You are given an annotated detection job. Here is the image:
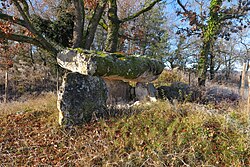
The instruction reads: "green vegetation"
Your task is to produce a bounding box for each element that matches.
[1,93,249,166]
[197,0,223,86]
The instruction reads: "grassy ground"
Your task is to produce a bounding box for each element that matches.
[0,93,249,166]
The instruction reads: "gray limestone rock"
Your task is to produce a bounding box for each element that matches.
[57,72,108,126]
[147,83,157,98]
[157,82,201,102]
[104,79,131,105]
[135,82,157,101]
[57,48,164,82]
[135,83,148,101]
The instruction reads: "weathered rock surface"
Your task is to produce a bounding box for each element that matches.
[57,72,107,126]
[135,82,157,101]
[147,83,157,100]
[135,83,149,101]
[104,79,131,105]
[57,49,164,82]
[157,82,201,102]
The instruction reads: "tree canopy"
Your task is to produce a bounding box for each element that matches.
[0,0,250,86]
[0,0,164,55]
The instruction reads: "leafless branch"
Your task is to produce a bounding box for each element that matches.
[0,30,44,49]
[177,0,188,13]
[120,0,162,23]
[12,0,58,54]
[0,12,27,27]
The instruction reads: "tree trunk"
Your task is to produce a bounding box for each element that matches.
[246,60,250,72]
[198,41,210,86]
[72,0,84,48]
[105,0,120,52]
[240,63,246,97]
[4,69,8,103]
[57,48,164,82]
[84,0,107,49]
[197,0,222,86]
[225,59,232,80]
[210,53,215,80]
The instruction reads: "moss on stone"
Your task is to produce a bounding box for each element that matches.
[57,48,165,82]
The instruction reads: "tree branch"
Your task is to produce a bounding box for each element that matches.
[19,0,30,17]
[220,4,250,21]
[72,0,85,48]
[12,0,58,54]
[177,0,188,13]
[239,36,250,56]
[120,0,162,23]
[84,0,107,49]
[194,0,206,23]
[220,14,245,21]
[0,12,27,27]
[0,30,44,49]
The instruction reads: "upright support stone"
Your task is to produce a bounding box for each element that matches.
[135,83,148,101]
[57,72,108,126]
[147,83,157,101]
[104,79,131,105]
[135,82,157,101]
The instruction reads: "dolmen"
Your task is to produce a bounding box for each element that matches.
[57,48,164,126]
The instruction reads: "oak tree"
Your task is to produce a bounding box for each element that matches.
[176,0,250,86]
[0,0,163,55]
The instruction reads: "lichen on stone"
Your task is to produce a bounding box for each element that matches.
[57,73,108,127]
[57,48,165,82]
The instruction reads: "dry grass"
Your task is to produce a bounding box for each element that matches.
[0,92,57,116]
[153,69,186,87]
[0,93,249,166]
